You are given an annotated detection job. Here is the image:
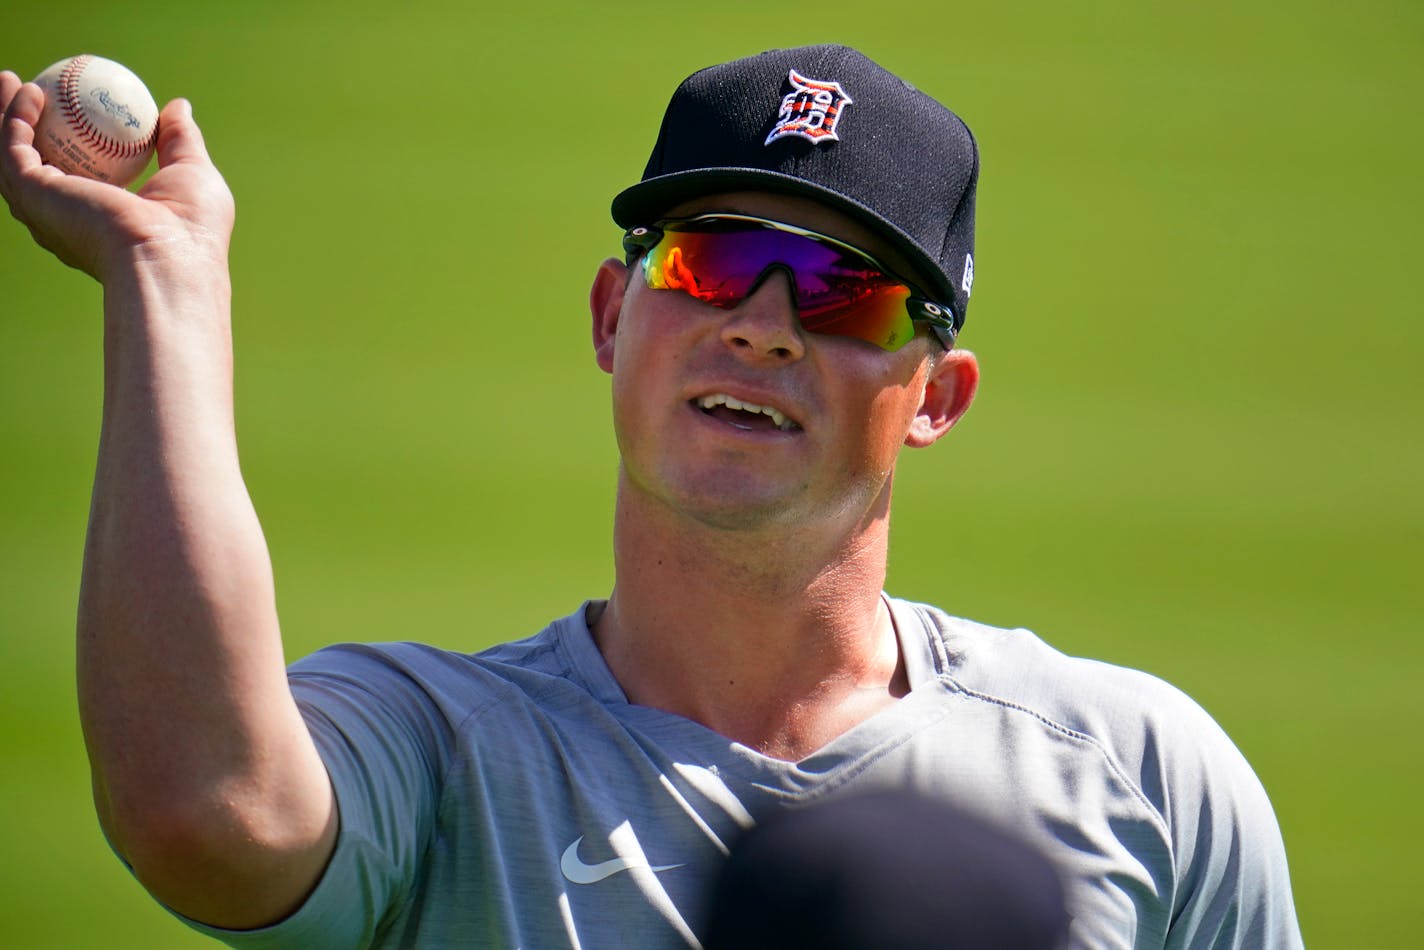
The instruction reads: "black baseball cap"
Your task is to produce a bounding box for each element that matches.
[612,44,980,341]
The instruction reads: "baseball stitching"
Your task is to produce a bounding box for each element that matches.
[56,55,157,161]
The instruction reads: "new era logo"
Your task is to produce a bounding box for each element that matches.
[765,69,853,145]
[962,254,975,296]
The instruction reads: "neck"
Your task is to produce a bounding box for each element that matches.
[591,475,908,761]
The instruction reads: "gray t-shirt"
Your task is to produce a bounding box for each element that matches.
[184,596,1302,949]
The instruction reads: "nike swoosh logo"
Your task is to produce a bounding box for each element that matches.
[560,835,684,884]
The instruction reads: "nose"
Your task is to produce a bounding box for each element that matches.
[719,269,806,363]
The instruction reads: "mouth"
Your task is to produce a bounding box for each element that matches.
[693,393,801,432]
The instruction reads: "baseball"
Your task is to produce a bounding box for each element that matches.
[32,54,159,188]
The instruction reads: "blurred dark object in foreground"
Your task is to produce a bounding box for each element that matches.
[703,789,1070,950]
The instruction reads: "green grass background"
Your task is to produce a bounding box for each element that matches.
[2,1,1418,945]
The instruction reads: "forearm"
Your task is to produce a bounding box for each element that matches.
[78,254,333,925]
[81,252,260,793]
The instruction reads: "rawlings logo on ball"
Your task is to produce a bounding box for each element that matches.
[765,69,853,145]
[91,88,145,130]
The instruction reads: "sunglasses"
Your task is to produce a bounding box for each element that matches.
[622,213,957,352]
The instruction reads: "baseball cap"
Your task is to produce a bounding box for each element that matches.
[612,45,980,338]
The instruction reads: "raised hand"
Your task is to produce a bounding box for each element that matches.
[1,70,234,285]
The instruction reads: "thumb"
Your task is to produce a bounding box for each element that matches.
[154,98,214,170]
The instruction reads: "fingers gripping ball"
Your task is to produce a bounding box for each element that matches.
[32,54,159,188]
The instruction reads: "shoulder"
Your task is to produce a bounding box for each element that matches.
[895,597,1247,790]
[891,597,1301,944]
[285,605,598,732]
[890,599,1282,850]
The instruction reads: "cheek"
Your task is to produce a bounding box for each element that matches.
[606,299,691,446]
[840,363,928,466]
[865,390,921,451]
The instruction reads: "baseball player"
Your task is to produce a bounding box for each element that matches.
[0,45,1302,948]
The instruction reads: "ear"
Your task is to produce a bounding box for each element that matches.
[590,257,630,375]
[905,348,979,448]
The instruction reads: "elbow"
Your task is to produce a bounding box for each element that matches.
[96,778,337,928]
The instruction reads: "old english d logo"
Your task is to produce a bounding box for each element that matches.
[765,69,853,145]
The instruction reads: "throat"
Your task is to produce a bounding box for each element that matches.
[713,677,910,762]
[593,596,910,762]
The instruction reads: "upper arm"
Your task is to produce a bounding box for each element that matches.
[1154,696,1303,949]
[162,644,459,945]
[99,694,340,931]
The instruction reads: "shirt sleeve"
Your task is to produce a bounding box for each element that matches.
[1150,686,1304,949]
[176,643,458,949]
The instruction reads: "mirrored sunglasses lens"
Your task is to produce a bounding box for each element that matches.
[797,281,915,351]
[643,227,916,349]
[643,231,757,305]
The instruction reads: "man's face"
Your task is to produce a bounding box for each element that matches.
[591,191,975,535]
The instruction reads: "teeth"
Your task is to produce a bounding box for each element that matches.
[697,393,796,430]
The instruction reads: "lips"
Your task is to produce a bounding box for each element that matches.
[694,393,800,431]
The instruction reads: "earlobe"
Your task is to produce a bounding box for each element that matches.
[905,349,980,448]
[590,257,630,375]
